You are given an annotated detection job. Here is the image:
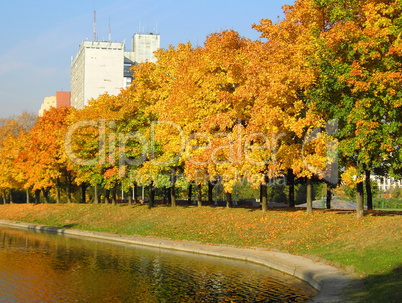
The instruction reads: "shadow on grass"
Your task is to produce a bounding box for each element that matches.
[60,224,78,229]
[346,266,402,303]
[366,210,402,217]
[117,200,402,216]
[123,200,308,213]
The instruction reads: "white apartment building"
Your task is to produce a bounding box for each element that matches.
[132,33,160,63]
[371,175,402,192]
[71,41,125,109]
[71,33,160,109]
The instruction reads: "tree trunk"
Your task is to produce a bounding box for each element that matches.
[105,189,110,204]
[148,182,155,209]
[196,183,202,207]
[167,187,172,205]
[306,178,313,215]
[94,185,99,204]
[356,181,364,218]
[365,170,373,210]
[55,186,61,204]
[26,188,30,204]
[66,183,72,203]
[3,190,7,204]
[208,181,214,204]
[188,183,193,205]
[326,183,332,209]
[0,189,5,204]
[170,185,177,207]
[170,169,177,207]
[34,189,40,204]
[4,190,10,204]
[128,189,133,205]
[80,183,87,203]
[43,189,51,204]
[287,169,295,207]
[260,182,268,212]
[111,187,117,205]
[133,183,138,203]
[225,192,233,209]
[9,189,13,204]
[6,189,13,204]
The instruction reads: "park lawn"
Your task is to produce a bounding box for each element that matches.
[0,203,400,302]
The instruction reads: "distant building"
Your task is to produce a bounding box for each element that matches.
[70,41,125,109]
[56,91,71,108]
[38,96,56,117]
[70,33,160,109]
[132,33,160,64]
[371,175,402,192]
[38,91,71,117]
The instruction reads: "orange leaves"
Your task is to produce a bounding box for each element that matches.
[20,107,73,190]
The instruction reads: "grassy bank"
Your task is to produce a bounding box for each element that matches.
[0,203,400,302]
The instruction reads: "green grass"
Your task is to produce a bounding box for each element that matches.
[0,203,401,302]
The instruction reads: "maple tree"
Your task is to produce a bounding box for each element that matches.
[162,31,255,207]
[18,107,74,203]
[249,0,332,213]
[0,113,37,203]
[143,31,256,207]
[141,44,196,207]
[120,59,174,208]
[307,0,402,216]
[0,133,25,203]
[65,93,130,204]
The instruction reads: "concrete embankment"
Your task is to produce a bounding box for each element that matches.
[0,219,356,303]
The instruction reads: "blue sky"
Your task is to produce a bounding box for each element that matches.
[0,0,293,118]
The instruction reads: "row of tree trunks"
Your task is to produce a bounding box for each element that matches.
[17,171,370,218]
[287,169,335,215]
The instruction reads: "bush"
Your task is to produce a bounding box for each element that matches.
[373,198,402,209]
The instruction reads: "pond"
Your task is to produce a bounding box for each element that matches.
[0,227,317,302]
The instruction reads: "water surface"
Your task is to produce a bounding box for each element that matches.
[0,227,317,302]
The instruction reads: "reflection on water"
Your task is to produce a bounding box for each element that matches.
[0,227,317,302]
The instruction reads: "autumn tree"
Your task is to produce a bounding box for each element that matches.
[0,113,37,203]
[0,133,27,203]
[19,107,74,203]
[307,0,402,217]
[121,60,174,207]
[65,94,128,204]
[150,31,256,207]
[250,0,333,213]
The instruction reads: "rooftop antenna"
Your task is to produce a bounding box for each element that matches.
[108,18,111,41]
[93,10,97,41]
